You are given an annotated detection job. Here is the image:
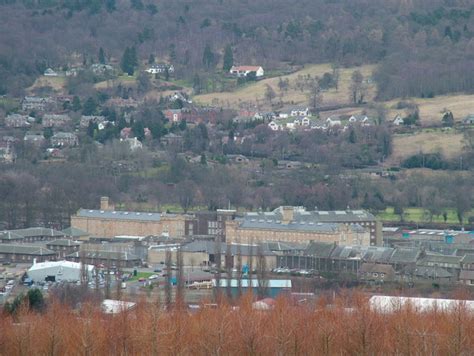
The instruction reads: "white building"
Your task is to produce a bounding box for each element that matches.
[369,295,474,313]
[229,66,264,78]
[102,299,136,314]
[27,260,94,283]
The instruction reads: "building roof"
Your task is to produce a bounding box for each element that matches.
[238,217,344,233]
[0,231,24,241]
[389,248,420,264]
[369,295,474,313]
[9,227,64,238]
[181,240,275,256]
[213,279,291,288]
[359,263,394,274]
[413,266,452,279]
[46,239,80,247]
[75,209,163,222]
[66,250,139,261]
[62,227,89,238]
[0,244,55,255]
[230,66,262,72]
[305,242,336,258]
[102,299,136,314]
[28,260,93,272]
[461,254,474,264]
[418,254,462,265]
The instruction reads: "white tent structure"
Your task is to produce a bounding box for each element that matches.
[369,295,474,313]
[27,260,94,283]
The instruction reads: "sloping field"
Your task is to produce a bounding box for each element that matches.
[386,94,474,126]
[194,64,376,109]
[27,76,67,94]
[389,130,464,164]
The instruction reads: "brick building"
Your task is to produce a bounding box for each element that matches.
[226,206,380,246]
[71,197,189,238]
[46,239,81,258]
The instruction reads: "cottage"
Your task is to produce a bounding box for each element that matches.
[145,63,175,74]
[349,115,372,126]
[326,116,342,127]
[44,68,58,77]
[163,109,184,123]
[51,132,78,147]
[161,132,183,146]
[80,115,106,128]
[229,65,264,78]
[288,107,310,117]
[392,114,404,126]
[122,137,143,151]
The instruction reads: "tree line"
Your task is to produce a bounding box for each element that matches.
[1,290,474,355]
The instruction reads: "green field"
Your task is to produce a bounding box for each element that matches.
[378,207,473,224]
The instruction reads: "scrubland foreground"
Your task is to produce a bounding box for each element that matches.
[1,292,473,355]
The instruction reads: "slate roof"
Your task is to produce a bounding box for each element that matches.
[67,250,139,261]
[75,209,163,222]
[413,266,452,279]
[238,218,343,233]
[0,244,55,255]
[181,240,275,256]
[418,254,462,266]
[305,242,336,258]
[10,227,64,238]
[0,231,24,241]
[461,254,474,264]
[62,227,89,238]
[359,263,395,274]
[46,239,80,247]
[389,248,420,264]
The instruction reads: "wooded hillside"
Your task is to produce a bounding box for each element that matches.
[1,0,474,99]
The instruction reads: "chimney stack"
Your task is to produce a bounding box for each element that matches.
[281,206,294,224]
[100,196,113,211]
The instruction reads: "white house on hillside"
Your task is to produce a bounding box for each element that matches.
[229,66,264,78]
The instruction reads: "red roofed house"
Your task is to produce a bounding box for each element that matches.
[229,66,264,78]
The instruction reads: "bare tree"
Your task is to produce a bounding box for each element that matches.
[256,245,268,299]
[307,80,323,114]
[175,246,185,308]
[349,70,366,104]
[164,249,172,308]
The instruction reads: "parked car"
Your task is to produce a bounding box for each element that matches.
[148,274,159,280]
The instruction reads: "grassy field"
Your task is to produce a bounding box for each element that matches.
[389,130,464,164]
[378,207,473,224]
[386,94,474,126]
[27,76,67,94]
[194,63,376,109]
[0,97,20,112]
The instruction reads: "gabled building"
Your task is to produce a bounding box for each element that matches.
[51,132,78,147]
[5,114,34,128]
[229,65,264,78]
[0,244,56,263]
[42,114,71,128]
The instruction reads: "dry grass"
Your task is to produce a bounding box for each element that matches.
[194,63,376,109]
[27,76,66,94]
[389,130,464,165]
[386,94,474,125]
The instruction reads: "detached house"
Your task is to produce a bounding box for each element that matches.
[51,132,79,147]
[229,66,264,78]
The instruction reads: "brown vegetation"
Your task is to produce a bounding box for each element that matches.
[1,293,474,355]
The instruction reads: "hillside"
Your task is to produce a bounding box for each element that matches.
[194,64,376,110]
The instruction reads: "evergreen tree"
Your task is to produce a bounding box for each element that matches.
[71,96,81,111]
[98,47,106,64]
[82,97,97,115]
[202,43,215,70]
[120,47,138,75]
[193,73,202,94]
[223,44,233,71]
[148,54,155,65]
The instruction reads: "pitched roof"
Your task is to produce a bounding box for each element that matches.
[390,248,420,264]
[0,244,55,255]
[359,263,394,274]
[46,239,80,247]
[62,227,89,237]
[231,65,262,71]
[75,209,163,222]
[0,231,24,241]
[10,227,64,238]
[461,254,474,264]
[305,242,336,258]
[459,270,474,280]
[66,250,139,261]
[413,266,452,279]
